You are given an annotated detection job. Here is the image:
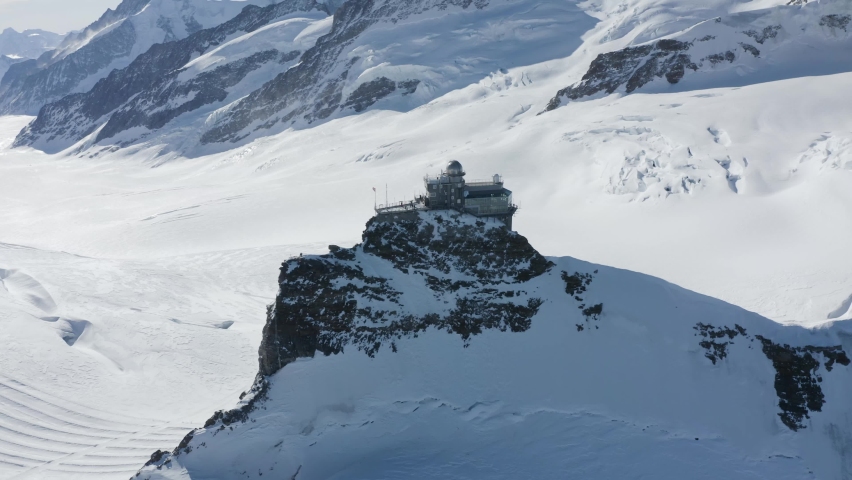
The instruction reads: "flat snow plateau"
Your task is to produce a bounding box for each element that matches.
[0,2,851,477]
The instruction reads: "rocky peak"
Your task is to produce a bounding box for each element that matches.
[258,210,551,376]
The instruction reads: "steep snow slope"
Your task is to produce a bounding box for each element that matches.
[0,0,280,115]
[12,0,331,153]
[137,211,852,480]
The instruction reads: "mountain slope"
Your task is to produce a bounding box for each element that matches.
[0,0,279,115]
[0,55,25,82]
[14,0,852,153]
[136,211,852,480]
[0,28,63,60]
[545,0,852,111]
[13,0,595,152]
[12,0,330,153]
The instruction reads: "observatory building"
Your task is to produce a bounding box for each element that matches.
[376,160,517,229]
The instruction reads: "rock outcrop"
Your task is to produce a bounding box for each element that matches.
[258,211,551,375]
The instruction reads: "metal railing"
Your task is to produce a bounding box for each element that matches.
[375,200,422,214]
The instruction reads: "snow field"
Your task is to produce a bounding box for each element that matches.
[142,256,852,479]
[0,237,329,479]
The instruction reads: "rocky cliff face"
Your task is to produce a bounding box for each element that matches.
[13,0,326,151]
[134,210,852,480]
[0,0,276,116]
[545,2,852,111]
[258,211,551,376]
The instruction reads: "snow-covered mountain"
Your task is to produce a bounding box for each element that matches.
[136,211,852,480]
[544,0,852,111]
[0,28,63,60]
[11,0,852,153]
[0,0,281,115]
[12,0,597,153]
[0,28,63,80]
[1,0,851,478]
[0,55,25,83]
[12,0,331,153]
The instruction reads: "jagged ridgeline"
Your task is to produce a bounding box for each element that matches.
[544,3,852,111]
[258,210,552,376]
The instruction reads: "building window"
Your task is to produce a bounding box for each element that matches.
[429,192,435,198]
[457,199,461,204]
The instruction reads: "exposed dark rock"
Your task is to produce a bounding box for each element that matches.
[694,321,849,431]
[753,335,850,430]
[363,212,552,284]
[96,49,282,141]
[258,211,550,377]
[561,271,593,296]
[740,43,760,57]
[397,79,420,95]
[743,26,781,44]
[343,76,397,112]
[694,323,747,364]
[705,51,736,64]
[582,303,603,320]
[201,376,270,429]
[544,40,696,112]
[820,14,851,31]
[342,77,420,112]
[145,449,167,468]
[561,270,604,325]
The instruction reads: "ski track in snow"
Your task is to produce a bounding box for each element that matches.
[0,376,195,479]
